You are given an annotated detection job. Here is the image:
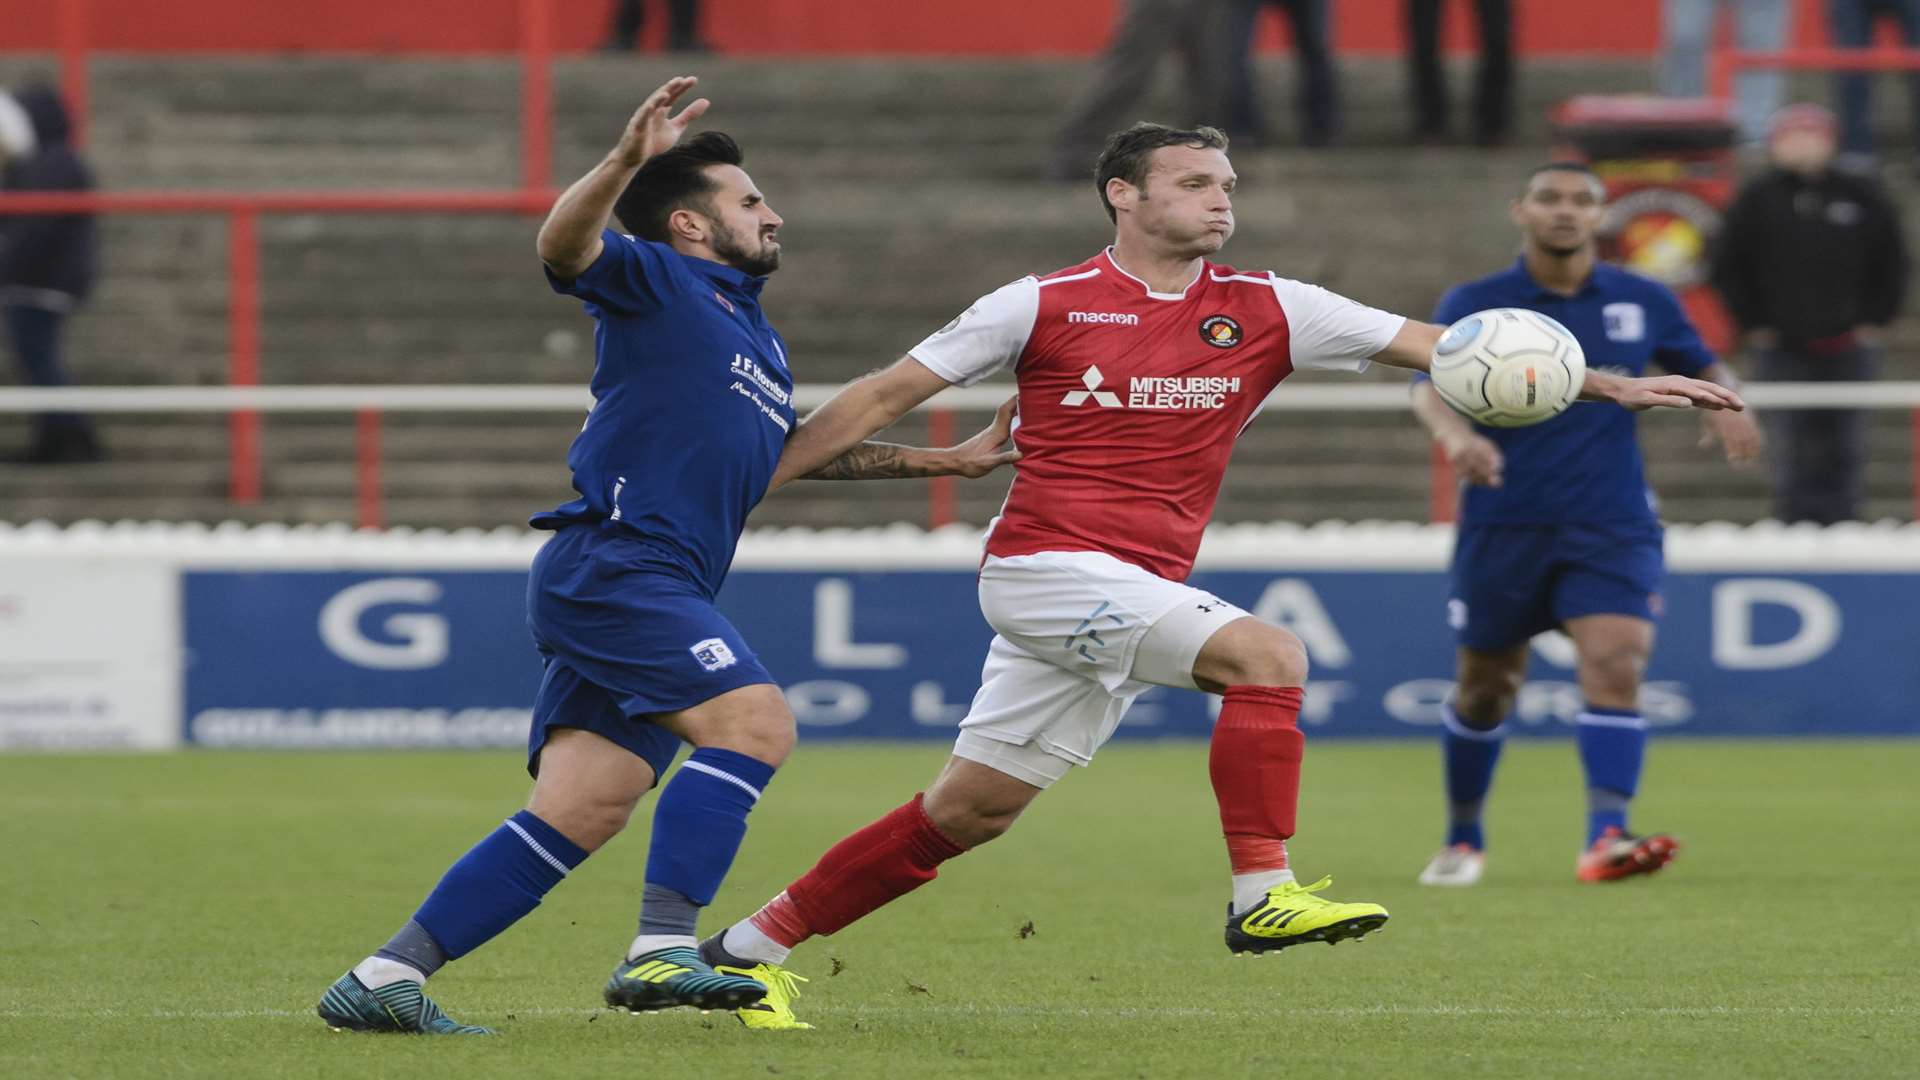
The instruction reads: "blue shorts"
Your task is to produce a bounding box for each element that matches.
[1447,521,1665,651]
[524,524,774,780]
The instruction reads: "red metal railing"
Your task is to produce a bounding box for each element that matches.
[9,0,988,529]
[0,189,975,527]
[0,190,550,514]
[20,0,974,530]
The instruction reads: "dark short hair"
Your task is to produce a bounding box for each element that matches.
[1093,122,1231,223]
[1523,161,1604,197]
[614,131,744,241]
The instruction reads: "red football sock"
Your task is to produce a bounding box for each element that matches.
[748,793,965,947]
[1210,685,1305,874]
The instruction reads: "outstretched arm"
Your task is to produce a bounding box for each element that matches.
[769,356,1008,491]
[537,75,710,279]
[1372,320,1748,411]
[802,397,1020,481]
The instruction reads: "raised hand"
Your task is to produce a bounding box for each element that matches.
[946,397,1023,478]
[611,76,711,168]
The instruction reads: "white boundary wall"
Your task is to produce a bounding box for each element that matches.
[2,517,1917,569]
[3,520,1916,750]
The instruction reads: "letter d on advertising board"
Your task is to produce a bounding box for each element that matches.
[1711,579,1840,670]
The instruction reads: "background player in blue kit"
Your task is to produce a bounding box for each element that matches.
[1411,163,1764,887]
[316,76,1018,1034]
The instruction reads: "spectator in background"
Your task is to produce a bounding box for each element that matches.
[1221,0,1339,147]
[1658,0,1789,145]
[1829,0,1920,167]
[0,85,101,465]
[1049,0,1229,180]
[602,0,712,54]
[1710,105,1909,523]
[1405,0,1512,146]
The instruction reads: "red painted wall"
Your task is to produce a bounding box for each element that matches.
[3,0,1847,56]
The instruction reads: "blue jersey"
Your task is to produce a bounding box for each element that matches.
[534,230,795,597]
[1426,259,1716,525]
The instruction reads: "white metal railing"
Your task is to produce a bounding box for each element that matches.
[0,381,1914,413]
[0,381,1914,528]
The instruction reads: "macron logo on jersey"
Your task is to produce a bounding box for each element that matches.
[1061,366,1242,410]
[1066,311,1140,326]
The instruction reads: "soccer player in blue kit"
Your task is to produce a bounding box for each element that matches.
[1412,163,1764,887]
[316,77,1018,1034]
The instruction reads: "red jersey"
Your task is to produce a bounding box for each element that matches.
[911,248,1403,581]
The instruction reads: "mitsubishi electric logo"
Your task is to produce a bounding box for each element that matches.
[1061,366,1123,407]
[1061,366,1242,410]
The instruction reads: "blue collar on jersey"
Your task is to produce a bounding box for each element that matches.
[1503,255,1613,303]
[682,252,769,300]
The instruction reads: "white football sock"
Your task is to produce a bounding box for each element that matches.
[1232,869,1296,915]
[722,920,792,966]
[627,933,698,961]
[351,956,426,989]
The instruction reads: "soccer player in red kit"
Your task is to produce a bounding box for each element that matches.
[700,124,1745,1028]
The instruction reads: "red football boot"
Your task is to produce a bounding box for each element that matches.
[1575,826,1680,882]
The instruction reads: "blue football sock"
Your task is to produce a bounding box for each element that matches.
[643,747,776,933]
[410,809,588,961]
[1576,706,1647,845]
[1441,704,1505,850]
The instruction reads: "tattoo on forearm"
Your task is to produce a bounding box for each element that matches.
[804,442,932,481]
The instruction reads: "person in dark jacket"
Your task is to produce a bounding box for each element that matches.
[1047,0,1230,181]
[1405,0,1513,146]
[1220,0,1339,148]
[1711,104,1910,523]
[601,0,711,53]
[0,84,101,463]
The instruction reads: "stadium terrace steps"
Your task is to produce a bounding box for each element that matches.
[1,54,1917,526]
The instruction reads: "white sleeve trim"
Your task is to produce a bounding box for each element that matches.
[1269,276,1405,374]
[908,277,1040,387]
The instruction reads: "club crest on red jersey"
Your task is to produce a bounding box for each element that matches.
[1199,314,1243,348]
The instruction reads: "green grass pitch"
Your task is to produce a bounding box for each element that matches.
[3,741,1917,1078]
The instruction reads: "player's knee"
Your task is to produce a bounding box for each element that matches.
[1214,626,1309,688]
[714,714,796,768]
[923,785,1028,848]
[927,800,1022,848]
[685,689,798,766]
[537,792,639,852]
[1580,648,1647,702]
[1452,686,1514,729]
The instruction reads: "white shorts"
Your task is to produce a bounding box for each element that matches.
[951,550,1250,788]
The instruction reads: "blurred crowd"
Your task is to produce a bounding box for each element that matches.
[4,1,1918,521]
[1048,0,1920,167]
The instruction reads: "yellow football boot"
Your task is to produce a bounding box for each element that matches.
[1224,876,1389,955]
[716,962,813,1030]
